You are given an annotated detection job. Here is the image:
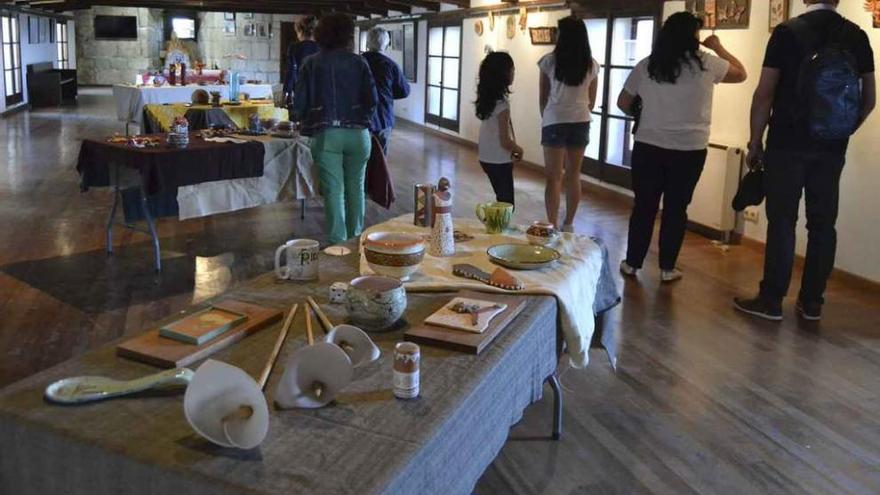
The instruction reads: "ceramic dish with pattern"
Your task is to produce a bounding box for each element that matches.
[487,244,561,270]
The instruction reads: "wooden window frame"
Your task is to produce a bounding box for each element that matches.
[2,11,24,106]
[424,20,462,133]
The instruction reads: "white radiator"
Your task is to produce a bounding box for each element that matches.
[687,143,743,236]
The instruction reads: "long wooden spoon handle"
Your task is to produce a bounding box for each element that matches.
[257,303,298,390]
[307,296,333,334]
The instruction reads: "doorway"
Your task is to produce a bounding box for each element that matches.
[582,14,657,189]
[279,21,296,90]
[2,12,23,107]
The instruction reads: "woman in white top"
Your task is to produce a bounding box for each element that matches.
[476,51,523,206]
[617,12,746,282]
[538,16,600,232]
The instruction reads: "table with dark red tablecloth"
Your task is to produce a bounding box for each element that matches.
[76,135,265,195]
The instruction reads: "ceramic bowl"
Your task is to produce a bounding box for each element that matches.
[344,275,407,332]
[363,232,425,281]
[526,221,560,246]
[487,243,561,270]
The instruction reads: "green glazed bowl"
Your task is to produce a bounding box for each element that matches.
[487,244,561,270]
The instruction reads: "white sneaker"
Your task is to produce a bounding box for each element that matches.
[661,268,683,283]
[562,223,575,233]
[619,260,638,277]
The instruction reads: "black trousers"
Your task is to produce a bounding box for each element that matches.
[480,161,515,206]
[625,142,707,270]
[760,149,845,304]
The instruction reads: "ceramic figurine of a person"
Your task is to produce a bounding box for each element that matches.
[429,177,455,257]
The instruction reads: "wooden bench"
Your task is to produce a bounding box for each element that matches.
[26,62,77,107]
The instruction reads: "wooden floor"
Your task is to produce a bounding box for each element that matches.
[1,88,878,495]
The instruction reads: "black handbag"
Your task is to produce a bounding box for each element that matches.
[732,166,765,211]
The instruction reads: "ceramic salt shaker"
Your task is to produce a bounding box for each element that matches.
[428,177,455,257]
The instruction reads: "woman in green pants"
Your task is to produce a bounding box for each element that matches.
[294,14,378,245]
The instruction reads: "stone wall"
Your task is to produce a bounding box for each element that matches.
[75,7,293,85]
[74,6,163,85]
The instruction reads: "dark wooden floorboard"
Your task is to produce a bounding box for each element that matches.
[1,88,878,495]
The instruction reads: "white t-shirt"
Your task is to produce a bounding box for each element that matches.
[623,51,730,150]
[478,99,513,164]
[538,53,600,127]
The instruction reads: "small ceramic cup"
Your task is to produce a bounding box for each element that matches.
[475,201,514,234]
[274,239,319,281]
[342,276,407,332]
[526,221,560,246]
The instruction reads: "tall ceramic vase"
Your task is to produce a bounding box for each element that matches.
[429,179,454,257]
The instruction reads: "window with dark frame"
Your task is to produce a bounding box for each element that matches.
[55,20,68,69]
[425,21,461,132]
[2,11,24,106]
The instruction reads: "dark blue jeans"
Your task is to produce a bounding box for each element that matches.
[760,149,845,304]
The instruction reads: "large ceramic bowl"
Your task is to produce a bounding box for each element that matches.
[487,244,561,270]
[363,232,425,281]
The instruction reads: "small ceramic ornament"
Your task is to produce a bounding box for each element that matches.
[274,342,353,409]
[429,177,455,257]
[183,360,270,450]
[324,324,381,368]
[329,282,348,304]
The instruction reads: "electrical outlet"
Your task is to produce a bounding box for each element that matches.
[744,208,760,223]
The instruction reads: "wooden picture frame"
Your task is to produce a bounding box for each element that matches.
[769,0,789,32]
[528,27,557,45]
[223,12,235,21]
[257,23,268,38]
[40,17,49,43]
[28,16,39,44]
[715,0,750,30]
[223,20,236,36]
[243,23,256,37]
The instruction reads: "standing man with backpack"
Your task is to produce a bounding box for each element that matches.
[735,0,875,321]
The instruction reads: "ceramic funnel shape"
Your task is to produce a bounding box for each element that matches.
[324,325,381,368]
[274,342,353,409]
[183,360,269,449]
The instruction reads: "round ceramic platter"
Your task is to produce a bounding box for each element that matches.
[487,244,561,270]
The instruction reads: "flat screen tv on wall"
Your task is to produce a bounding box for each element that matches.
[94,15,137,39]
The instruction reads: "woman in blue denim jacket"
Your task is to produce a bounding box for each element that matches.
[293,14,378,245]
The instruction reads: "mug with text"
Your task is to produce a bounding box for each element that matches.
[275,239,320,281]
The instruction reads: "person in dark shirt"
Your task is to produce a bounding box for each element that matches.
[283,16,319,109]
[361,26,411,154]
[735,0,875,321]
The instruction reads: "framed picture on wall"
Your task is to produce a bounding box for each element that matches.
[242,13,254,20]
[528,27,557,45]
[243,23,256,37]
[390,29,403,51]
[402,22,417,83]
[28,16,39,44]
[865,0,880,28]
[685,0,716,29]
[769,0,788,32]
[224,12,235,21]
[257,23,268,38]
[50,19,56,43]
[40,17,49,43]
[715,0,750,29]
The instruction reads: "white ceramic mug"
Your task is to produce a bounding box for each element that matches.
[275,239,319,280]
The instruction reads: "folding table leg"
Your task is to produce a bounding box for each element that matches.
[106,185,119,255]
[548,372,563,440]
[300,199,306,220]
[138,184,162,272]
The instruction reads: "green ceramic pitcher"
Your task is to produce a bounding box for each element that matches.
[475,202,514,234]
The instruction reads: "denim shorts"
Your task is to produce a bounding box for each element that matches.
[541,122,591,148]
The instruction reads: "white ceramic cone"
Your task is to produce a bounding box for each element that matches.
[274,342,353,409]
[183,360,269,449]
[324,325,381,368]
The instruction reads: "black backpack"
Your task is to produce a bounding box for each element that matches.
[789,16,862,140]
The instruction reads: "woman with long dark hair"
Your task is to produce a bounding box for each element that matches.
[476,51,522,205]
[617,12,746,282]
[538,16,600,232]
[293,14,377,245]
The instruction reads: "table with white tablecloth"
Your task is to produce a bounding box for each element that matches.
[113,83,276,127]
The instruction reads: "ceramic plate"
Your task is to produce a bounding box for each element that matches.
[487,244,560,270]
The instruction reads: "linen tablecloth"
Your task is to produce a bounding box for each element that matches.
[0,251,559,495]
[114,83,275,126]
[142,102,288,133]
[77,135,265,195]
[360,215,616,368]
[176,136,319,220]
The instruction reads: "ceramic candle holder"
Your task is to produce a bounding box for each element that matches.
[526,221,560,246]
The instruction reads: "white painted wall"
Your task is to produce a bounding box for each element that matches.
[663,0,880,282]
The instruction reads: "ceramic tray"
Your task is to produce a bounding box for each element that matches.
[487,244,560,270]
